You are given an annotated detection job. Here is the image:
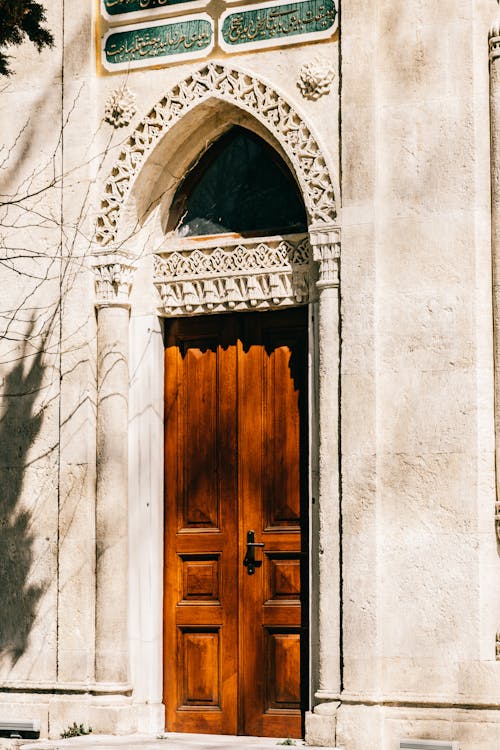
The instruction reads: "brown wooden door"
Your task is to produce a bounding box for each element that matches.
[164,309,308,737]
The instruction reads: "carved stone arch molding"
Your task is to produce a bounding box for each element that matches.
[95,60,338,251]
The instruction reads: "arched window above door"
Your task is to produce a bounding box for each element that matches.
[155,125,314,316]
[168,127,308,238]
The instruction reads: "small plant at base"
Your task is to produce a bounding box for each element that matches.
[60,722,93,739]
[276,740,296,746]
[156,733,169,740]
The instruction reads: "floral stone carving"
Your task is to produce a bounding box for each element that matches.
[92,253,136,306]
[104,85,136,128]
[153,234,315,315]
[297,60,335,100]
[96,62,337,247]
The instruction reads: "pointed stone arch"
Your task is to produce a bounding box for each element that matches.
[92,62,342,737]
[95,61,338,248]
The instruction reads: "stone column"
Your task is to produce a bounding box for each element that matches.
[310,224,342,700]
[490,21,500,543]
[93,253,135,684]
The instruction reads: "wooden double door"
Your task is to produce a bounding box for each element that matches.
[163,309,308,737]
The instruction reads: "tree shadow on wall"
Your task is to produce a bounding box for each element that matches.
[0,319,46,665]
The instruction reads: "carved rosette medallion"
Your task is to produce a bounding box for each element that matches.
[153,234,315,315]
[297,60,335,100]
[96,62,337,248]
[92,253,136,307]
[309,224,340,288]
[104,85,137,128]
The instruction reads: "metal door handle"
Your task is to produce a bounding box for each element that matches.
[243,530,265,575]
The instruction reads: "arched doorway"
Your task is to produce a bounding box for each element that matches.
[93,61,341,741]
[162,127,309,737]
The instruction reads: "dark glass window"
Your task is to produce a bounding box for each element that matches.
[169,127,307,237]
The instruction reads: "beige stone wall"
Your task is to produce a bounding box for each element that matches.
[0,0,99,734]
[337,0,500,748]
[1,0,500,747]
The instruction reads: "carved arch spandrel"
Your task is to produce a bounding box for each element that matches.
[95,61,338,248]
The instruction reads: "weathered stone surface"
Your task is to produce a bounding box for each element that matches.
[1,0,499,747]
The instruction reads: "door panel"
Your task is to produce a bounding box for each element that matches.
[164,319,238,734]
[164,310,308,736]
[238,313,307,737]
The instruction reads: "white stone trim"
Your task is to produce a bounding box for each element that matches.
[489,18,500,544]
[153,233,315,315]
[95,61,337,248]
[0,681,132,695]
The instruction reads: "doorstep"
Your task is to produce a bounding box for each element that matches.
[17,734,341,750]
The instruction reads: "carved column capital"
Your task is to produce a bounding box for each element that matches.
[92,253,136,308]
[309,224,341,288]
[490,15,500,61]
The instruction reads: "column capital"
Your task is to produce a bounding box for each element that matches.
[489,13,500,60]
[309,223,341,288]
[92,252,136,308]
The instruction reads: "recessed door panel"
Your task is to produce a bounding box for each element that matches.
[265,629,301,710]
[180,338,220,531]
[178,628,221,708]
[164,310,308,737]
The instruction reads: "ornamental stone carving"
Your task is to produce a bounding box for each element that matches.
[297,60,335,100]
[310,224,340,287]
[104,85,137,128]
[490,13,500,60]
[154,234,314,315]
[96,61,337,247]
[92,253,136,306]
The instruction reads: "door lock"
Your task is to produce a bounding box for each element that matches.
[243,530,265,575]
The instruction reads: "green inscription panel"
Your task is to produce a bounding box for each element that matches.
[103,17,213,69]
[220,0,337,49]
[103,0,193,17]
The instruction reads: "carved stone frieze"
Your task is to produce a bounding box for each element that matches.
[153,234,315,315]
[92,253,136,306]
[104,85,137,128]
[297,60,335,100]
[96,62,337,247]
[310,224,341,288]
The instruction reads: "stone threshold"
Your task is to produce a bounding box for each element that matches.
[9,734,340,750]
